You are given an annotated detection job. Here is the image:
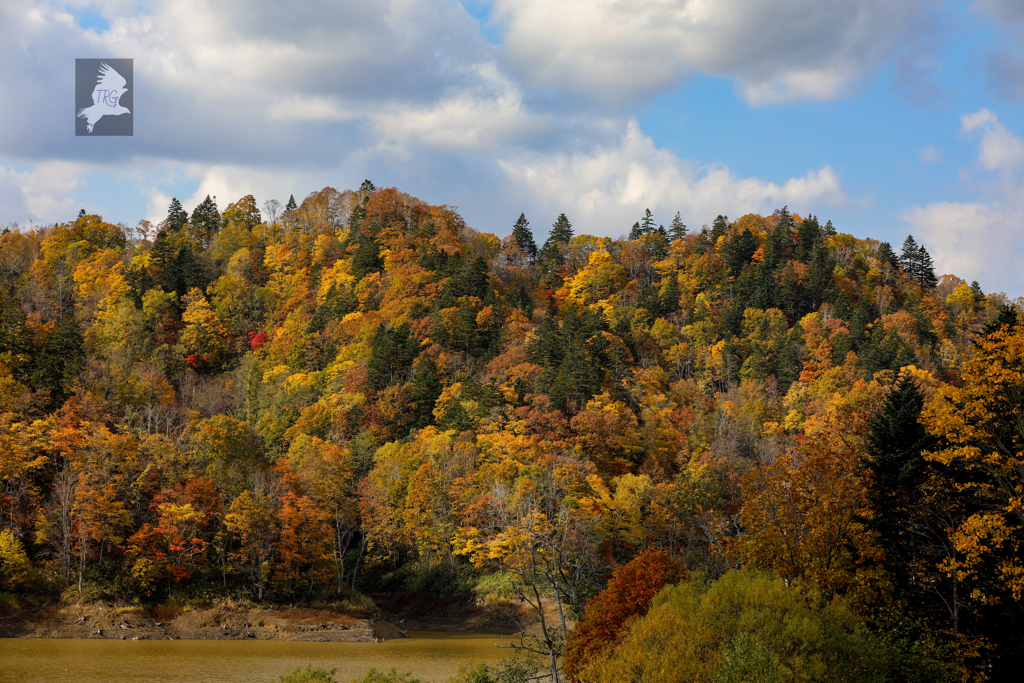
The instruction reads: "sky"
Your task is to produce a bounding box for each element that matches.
[1,0,1024,296]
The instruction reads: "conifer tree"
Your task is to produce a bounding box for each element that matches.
[669,212,687,241]
[900,235,920,274]
[915,244,937,289]
[511,213,537,262]
[710,215,729,241]
[877,242,899,269]
[351,237,383,280]
[285,194,297,212]
[410,355,441,428]
[190,195,221,246]
[629,222,643,240]
[864,375,936,584]
[640,209,655,235]
[31,313,84,405]
[166,198,188,232]
[359,179,376,193]
[550,213,573,243]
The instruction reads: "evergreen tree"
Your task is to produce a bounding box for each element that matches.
[864,375,936,580]
[410,355,442,428]
[511,213,537,261]
[31,313,84,405]
[359,179,376,193]
[669,212,688,241]
[351,237,383,280]
[640,208,655,235]
[285,194,297,212]
[915,244,937,289]
[970,280,985,301]
[660,272,680,314]
[190,195,221,246]
[983,303,1019,335]
[149,230,179,293]
[877,242,899,269]
[794,215,820,263]
[899,235,920,274]
[628,222,643,240]
[166,198,188,232]
[77,209,86,218]
[710,215,729,241]
[463,255,491,299]
[173,244,205,297]
[366,323,416,390]
[550,213,573,243]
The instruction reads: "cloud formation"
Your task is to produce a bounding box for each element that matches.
[492,0,933,105]
[905,109,1024,296]
[499,120,847,235]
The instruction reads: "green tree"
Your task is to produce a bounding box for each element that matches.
[511,213,538,262]
[577,569,888,683]
[166,198,188,232]
[190,194,221,246]
[668,212,687,241]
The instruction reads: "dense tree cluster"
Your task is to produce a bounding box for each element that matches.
[1,189,1023,680]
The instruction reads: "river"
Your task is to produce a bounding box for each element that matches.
[0,631,509,683]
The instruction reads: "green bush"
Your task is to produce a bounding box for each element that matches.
[277,665,338,683]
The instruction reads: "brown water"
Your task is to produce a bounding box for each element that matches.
[0,632,509,683]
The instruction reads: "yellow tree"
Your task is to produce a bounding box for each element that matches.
[923,322,1024,600]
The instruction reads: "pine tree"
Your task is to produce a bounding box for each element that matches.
[359,179,376,193]
[877,242,899,269]
[915,244,937,289]
[149,230,179,293]
[660,273,680,314]
[463,255,491,299]
[550,213,573,243]
[285,195,297,212]
[640,209,655,235]
[864,375,936,578]
[351,237,383,279]
[710,215,729,241]
[166,198,188,232]
[511,213,537,261]
[190,195,221,246]
[900,235,920,274]
[410,355,442,428]
[669,212,687,241]
[629,222,643,240]
[794,215,819,263]
[30,313,84,405]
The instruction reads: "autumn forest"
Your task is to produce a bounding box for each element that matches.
[1,183,1023,681]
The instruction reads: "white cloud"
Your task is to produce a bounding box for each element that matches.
[960,108,1024,172]
[492,0,934,105]
[905,109,1024,296]
[0,162,84,223]
[904,201,1023,294]
[917,146,942,163]
[499,119,847,235]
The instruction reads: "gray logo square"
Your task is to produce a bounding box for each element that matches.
[75,58,133,136]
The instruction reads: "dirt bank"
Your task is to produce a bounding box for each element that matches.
[0,596,537,642]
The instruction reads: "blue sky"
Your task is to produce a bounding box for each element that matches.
[1,0,1024,295]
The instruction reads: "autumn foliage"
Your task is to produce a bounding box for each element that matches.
[0,192,1021,679]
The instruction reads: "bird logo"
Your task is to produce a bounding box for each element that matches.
[77,63,131,133]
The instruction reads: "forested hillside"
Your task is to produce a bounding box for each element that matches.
[1,183,1023,680]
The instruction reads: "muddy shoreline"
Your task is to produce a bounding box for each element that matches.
[0,594,532,642]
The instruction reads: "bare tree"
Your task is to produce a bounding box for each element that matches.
[262,199,283,226]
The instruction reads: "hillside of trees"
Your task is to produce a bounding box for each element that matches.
[1,183,1023,680]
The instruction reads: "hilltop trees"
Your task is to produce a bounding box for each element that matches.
[0,187,1020,679]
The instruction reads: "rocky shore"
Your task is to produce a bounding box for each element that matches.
[0,594,532,642]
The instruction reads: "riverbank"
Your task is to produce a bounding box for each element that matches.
[0,594,534,642]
